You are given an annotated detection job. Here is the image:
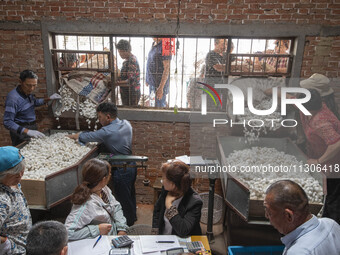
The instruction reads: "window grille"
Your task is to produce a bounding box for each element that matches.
[51,35,294,111]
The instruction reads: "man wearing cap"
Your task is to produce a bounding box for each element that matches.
[3,70,62,146]
[0,146,32,254]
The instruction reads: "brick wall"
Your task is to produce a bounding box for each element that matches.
[0,30,49,146]
[0,1,340,25]
[1,0,340,204]
[301,36,340,110]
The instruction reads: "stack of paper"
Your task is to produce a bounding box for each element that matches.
[68,236,111,255]
[139,235,181,254]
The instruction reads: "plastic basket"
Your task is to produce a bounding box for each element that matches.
[228,246,285,255]
[199,192,224,224]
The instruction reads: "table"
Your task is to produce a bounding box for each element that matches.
[67,235,211,255]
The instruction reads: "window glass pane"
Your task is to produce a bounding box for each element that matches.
[78,36,91,50]
[251,39,267,54]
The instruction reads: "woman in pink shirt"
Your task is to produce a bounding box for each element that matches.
[299,88,340,224]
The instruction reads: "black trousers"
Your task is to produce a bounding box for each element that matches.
[120,87,141,106]
[323,178,340,224]
[111,163,137,226]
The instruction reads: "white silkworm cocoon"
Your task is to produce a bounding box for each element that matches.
[225,147,323,203]
[21,133,95,180]
[55,85,98,127]
[238,99,283,144]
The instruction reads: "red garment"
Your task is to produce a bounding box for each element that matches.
[300,103,340,165]
[162,38,176,56]
[266,56,288,70]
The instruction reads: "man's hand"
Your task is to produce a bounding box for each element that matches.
[49,93,62,100]
[165,193,177,209]
[98,223,112,235]
[156,87,164,100]
[67,133,80,140]
[27,130,45,138]
[0,236,7,244]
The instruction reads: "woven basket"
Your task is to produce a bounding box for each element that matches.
[199,192,224,224]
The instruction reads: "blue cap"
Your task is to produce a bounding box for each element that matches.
[0,146,24,172]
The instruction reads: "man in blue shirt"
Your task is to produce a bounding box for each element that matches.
[146,38,171,108]
[264,180,340,255]
[68,102,136,226]
[3,70,61,146]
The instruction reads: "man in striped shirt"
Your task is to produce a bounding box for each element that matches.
[3,70,61,146]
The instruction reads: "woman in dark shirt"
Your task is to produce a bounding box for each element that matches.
[152,160,203,237]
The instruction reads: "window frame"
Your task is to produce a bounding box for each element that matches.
[42,21,306,122]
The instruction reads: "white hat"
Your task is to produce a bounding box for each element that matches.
[300,73,334,97]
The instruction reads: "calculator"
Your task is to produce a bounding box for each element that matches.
[111,236,134,248]
[186,241,205,253]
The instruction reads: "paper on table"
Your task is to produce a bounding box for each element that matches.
[68,235,111,255]
[131,236,161,255]
[140,235,180,253]
[175,155,205,166]
[175,155,189,164]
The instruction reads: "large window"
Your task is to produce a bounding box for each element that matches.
[51,35,294,111]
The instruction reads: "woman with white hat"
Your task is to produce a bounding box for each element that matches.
[0,146,32,254]
[300,73,340,120]
[299,89,340,224]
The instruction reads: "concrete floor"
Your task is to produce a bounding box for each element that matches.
[135,204,154,225]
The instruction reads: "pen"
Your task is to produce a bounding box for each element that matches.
[156,241,175,243]
[93,235,102,248]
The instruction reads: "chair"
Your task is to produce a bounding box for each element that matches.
[126,224,153,235]
[199,192,224,225]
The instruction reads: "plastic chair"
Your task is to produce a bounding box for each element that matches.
[199,192,224,224]
[126,224,153,235]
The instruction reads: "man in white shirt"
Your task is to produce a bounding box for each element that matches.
[264,180,340,255]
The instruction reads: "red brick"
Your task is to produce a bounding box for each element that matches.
[248,14,259,19]
[6,16,22,21]
[120,7,139,13]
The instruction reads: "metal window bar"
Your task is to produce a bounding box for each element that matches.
[228,53,291,76]
[52,35,294,110]
[193,37,198,110]
[113,36,118,104]
[181,38,185,109]
[51,49,113,72]
[142,37,146,107]
[110,36,115,103]
[167,38,172,109]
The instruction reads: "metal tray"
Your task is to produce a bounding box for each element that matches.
[18,130,98,209]
[217,136,324,222]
